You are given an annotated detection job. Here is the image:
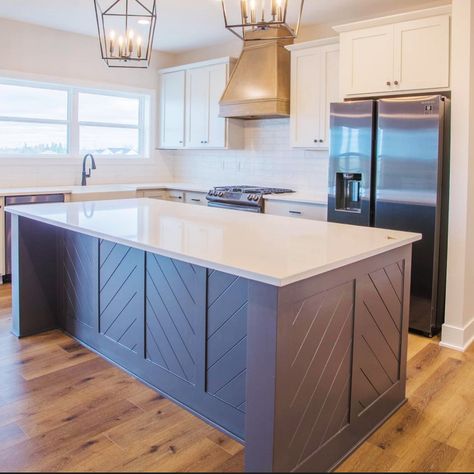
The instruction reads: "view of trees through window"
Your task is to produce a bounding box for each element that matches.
[0,80,149,157]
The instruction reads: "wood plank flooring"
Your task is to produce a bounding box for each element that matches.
[0,283,472,472]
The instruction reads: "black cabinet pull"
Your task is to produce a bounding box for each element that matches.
[191,198,201,202]
[289,210,302,215]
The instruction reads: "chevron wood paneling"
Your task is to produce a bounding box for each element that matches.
[352,261,404,416]
[274,281,355,469]
[145,253,203,385]
[59,230,98,333]
[206,270,248,413]
[98,240,144,354]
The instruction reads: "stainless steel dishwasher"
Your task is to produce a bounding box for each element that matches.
[4,194,65,276]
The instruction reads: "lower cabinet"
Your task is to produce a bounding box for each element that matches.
[69,190,137,202]
[140,189,207,206]
[265,200,328,221]
[58,230,248,440]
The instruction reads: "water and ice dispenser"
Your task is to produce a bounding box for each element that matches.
[335,172,362,212]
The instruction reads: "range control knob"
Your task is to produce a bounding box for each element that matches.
[253,195,260,201]
[218,191,224,197]
[247,194,253,200]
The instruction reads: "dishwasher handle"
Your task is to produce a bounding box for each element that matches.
[5,194,65,206]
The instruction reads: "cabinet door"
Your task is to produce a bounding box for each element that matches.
[319,46,340,147]
[186,67,210,148]
[159,70,185,148]
[394,15,450,91]
[207,64,227,148]
[290,49,322,148]
[341,25,395,96]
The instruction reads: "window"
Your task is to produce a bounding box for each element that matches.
[0,79,150,158]
[0,84,68,155]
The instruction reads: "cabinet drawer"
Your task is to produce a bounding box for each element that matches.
[141,189,168,199]
[184,192,207,206]
[264,200,327,221]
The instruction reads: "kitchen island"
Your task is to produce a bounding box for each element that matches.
[7,199,420,472]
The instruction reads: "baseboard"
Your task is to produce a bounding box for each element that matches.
[440,318,474,351]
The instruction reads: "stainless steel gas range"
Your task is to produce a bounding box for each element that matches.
[206,186,295,213]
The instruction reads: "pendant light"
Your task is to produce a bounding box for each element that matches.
[220,0,304,41]
[94,0,157,68]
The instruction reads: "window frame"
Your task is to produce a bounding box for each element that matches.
[0,77,151,159]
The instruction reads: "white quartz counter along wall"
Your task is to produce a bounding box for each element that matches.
[169,118,329,193]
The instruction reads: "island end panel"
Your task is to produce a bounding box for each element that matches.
[11,215,412,472]
[245,243,411,472]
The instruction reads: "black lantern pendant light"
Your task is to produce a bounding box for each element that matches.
[94,0,157,68]
[220,0,304,41]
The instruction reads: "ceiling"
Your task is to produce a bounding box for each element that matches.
[0,0,450,53]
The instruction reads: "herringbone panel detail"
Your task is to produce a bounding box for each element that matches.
[275,281,355,469]
[353,261,404,415]
[99,240,143,353]
[206,270,248,413]
[60,231,97,329]
[145,253,202,385]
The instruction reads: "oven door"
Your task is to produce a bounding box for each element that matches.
[207,202,262,213]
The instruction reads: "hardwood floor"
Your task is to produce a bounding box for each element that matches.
[0,283,472,472]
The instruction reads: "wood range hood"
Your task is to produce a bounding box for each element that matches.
[219,28,294,120]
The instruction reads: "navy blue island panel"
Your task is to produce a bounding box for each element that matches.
[55,228,248,440]
[11,214,413,472]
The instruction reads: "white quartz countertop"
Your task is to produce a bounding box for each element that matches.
[6,198,420,286]
[0,182,212,197]
[0,183,327,205]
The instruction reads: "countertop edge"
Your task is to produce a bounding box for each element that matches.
[6,205,421,287]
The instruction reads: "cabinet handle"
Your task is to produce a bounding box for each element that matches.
[319,139,324,143]
[394,80,399,86]
[289,210,302,215]
[179,140,183,144]
[191,198,201,202]
[386,81,391,86]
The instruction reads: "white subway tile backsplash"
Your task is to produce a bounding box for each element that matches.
[167,118,329,192]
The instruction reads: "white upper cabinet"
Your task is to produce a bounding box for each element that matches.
[393,16,450,92]
[336,7,451,97]
[159,70,185,149]
[186,66,210,148]
[186,63,227,148]
[340,25,394,96]
[159,57,241,150]
[288,40,340,149]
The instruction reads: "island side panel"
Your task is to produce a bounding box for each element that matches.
[58,230,99,347]
[11,215,59,337]
[245,244,412,473]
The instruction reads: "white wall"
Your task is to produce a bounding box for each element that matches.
[0,17,177,187]
[168,119,328,194]
[441,0,474,351]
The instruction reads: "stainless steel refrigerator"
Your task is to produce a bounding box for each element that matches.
[327,95,450,336]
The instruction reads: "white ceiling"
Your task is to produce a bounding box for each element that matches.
[0,0,450,53]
